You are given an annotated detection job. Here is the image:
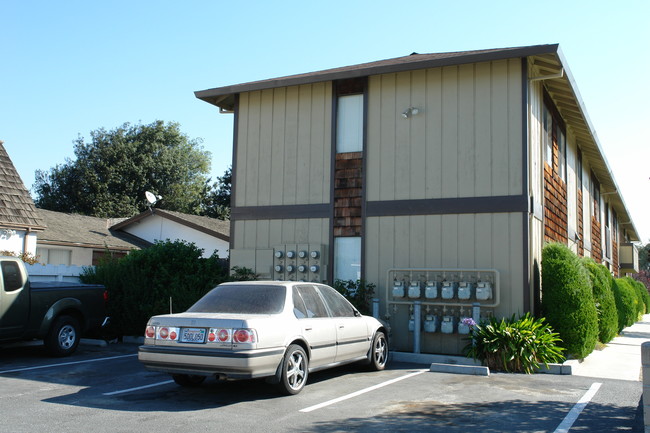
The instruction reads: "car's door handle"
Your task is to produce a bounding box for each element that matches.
[304,327,312,331]
[339,325,345,329]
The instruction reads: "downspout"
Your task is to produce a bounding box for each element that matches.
[23,227,31,254]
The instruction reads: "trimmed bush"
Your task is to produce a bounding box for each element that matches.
[612,278,638,331]
[541,243,598,359]
[81,240,228,336]
[582,258,618,343]
[464,313,565,373]
[333,279,376,315]
[630,278,650,316]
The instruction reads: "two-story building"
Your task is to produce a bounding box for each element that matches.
[195,44,640,354]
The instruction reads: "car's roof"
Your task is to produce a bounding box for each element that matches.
[220,281,325,287]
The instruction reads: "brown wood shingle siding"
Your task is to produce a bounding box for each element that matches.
[543,163,568,244]
[334,152,362,237]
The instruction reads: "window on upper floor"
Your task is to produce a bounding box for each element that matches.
[335,78,366,154]
[542,95,567,182]
[577,148,583,190]
[591,173,601,222]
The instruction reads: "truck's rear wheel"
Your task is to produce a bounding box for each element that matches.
[45,315,80,357]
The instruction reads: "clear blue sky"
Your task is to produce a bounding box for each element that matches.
[2,0,648,242]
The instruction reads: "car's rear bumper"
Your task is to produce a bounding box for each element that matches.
[138,345,285,379]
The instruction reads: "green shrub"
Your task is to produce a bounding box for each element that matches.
[81,240,228,336]
[629,277,650,317]
[541,243,598,359]
[464,313,565,373]
[612,278,638,331]
[582,259,618,343]
[333,279,376,315]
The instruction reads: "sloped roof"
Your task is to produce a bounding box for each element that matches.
[111,209,230,242]
[0,142,46,231]
[195,44,558,110]
[37,209,150,251]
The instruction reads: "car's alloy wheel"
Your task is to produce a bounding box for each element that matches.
[370,331,388,370]
[45,315,80,357]
[278,344,308,395]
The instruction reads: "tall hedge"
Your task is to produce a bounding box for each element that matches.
[630,278,650,315]
[612,278,638,331]
[542,243,598,359]
[582,258,618,344]
[81,240,228,336]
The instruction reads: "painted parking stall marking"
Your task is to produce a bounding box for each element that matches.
[553,382,602,433]
[0,354,137,374]
[103,380,175,396]
[300,369,428,413]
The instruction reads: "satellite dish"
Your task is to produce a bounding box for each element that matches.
[145,191,161,205]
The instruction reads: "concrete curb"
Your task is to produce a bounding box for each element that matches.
[430,362,490,376]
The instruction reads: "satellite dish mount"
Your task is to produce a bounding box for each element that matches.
[145,191,162,212]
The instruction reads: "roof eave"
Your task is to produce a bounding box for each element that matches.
[195,44,560,110]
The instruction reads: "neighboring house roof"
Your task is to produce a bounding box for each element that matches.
[37,209,150,251]
[195,43,639,242]
[0,141,46,231]
[110,209,230,242]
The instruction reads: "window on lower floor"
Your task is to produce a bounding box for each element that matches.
[334,237,361,282]
[36,248,72,265]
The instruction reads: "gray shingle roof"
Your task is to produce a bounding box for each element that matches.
[110,208,230,242]
[0,142,46,230]
[37,209,149,250]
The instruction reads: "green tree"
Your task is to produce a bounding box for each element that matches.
[34,121,212,218]
[201,166,231,220]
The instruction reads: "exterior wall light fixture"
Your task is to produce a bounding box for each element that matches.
[401,107,420,118]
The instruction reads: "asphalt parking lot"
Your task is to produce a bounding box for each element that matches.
[0,341,643,433]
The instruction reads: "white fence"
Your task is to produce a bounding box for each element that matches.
[25,264,91,283]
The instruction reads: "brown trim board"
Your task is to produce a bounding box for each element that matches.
[365,195,529,217]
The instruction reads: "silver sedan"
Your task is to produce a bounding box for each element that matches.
[138,281,389,395]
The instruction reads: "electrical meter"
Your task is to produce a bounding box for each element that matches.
[425,281,438,299]
[476,282,493,301]
[458,317,472,334]
[457,282,472,300]
[441,282,456,300]
[440,316,455,334]
[424,315,439,333]
[392,281,405,298]
[408,281,421,298]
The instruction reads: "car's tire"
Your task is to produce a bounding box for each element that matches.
[172,374,206,387]
[277,344,308,395]
[368,331,388,371]
[45,315,80,357]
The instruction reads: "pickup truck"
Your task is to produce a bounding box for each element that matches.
[0,256,109,356]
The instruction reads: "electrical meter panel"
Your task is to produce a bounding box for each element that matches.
[273,244,326,282]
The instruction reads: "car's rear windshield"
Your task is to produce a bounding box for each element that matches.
[187,284,286,314]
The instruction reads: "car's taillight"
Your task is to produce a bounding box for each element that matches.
[145,326,155,339]
[157,327,179,341]
[103,290,109,305]
[233,329,257,343]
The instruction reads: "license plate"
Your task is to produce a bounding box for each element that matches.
[180,328,206,343]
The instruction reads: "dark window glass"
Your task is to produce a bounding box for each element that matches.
[317,285,356,318]
[2,261,23,292]
[296,285,329,318]
[187,284,286,314]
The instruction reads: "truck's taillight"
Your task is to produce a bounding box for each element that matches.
[145,326,155,339]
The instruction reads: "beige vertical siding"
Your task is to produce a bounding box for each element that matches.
[236,83,332,207]
[366,59,523,202]
[365,213,524,353]
[233,218,329,250]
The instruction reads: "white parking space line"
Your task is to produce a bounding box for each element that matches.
[553,382,602,433]
[0,354,137,374]
[300,369,428,413]
[103,380,175,396]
